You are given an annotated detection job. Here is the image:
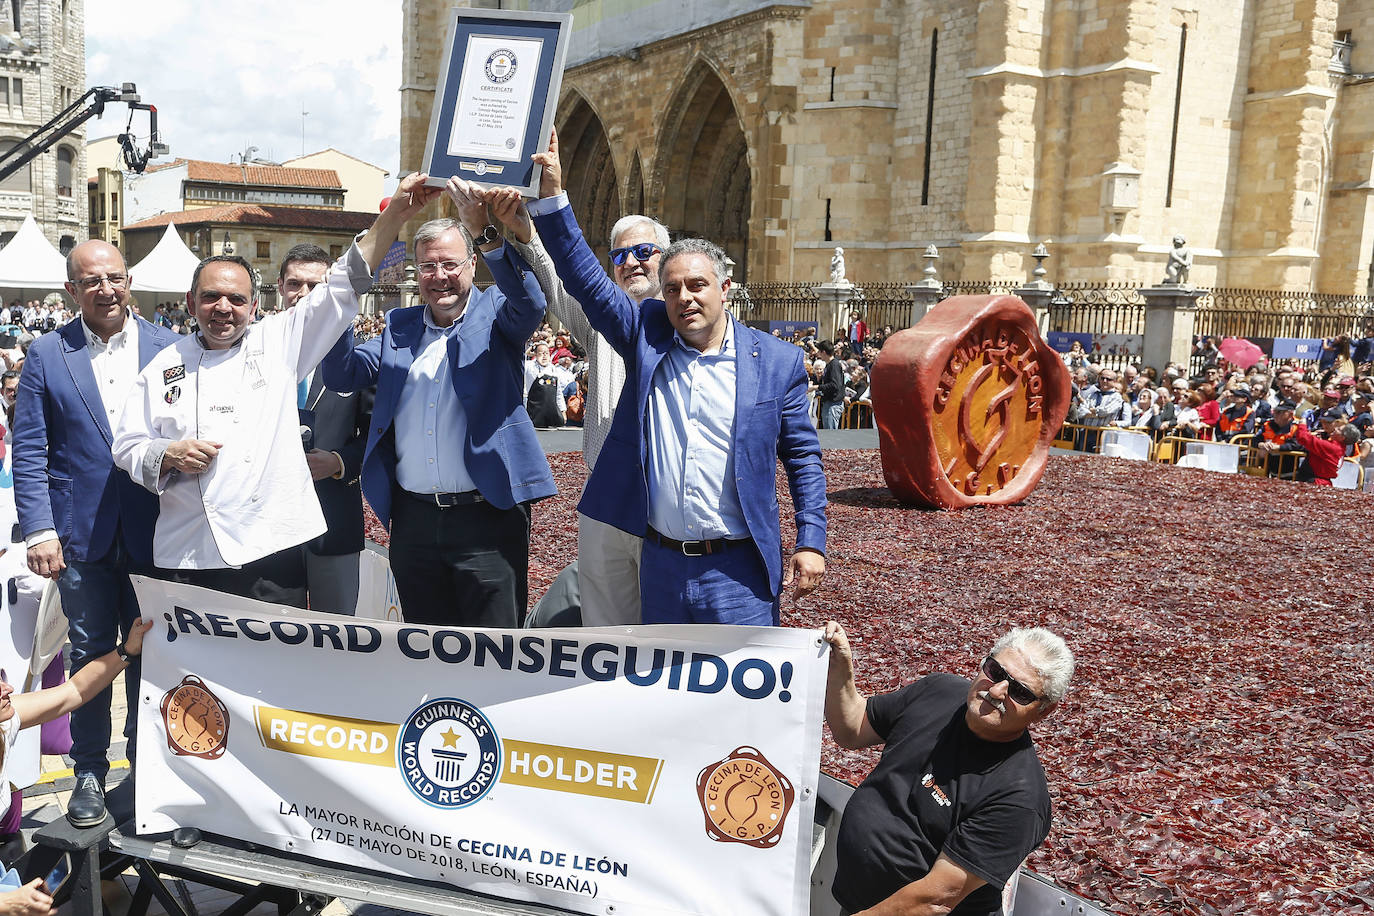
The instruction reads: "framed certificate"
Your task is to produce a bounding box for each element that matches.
[422,8,573,196]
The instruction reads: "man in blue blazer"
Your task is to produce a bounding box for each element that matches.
[527,146,826,625]
[13,239,177,826]
[321,183,554,628]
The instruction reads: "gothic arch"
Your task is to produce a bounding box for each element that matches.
[653,59,753,281]
[557,92,619,263]
[625,152,644,218]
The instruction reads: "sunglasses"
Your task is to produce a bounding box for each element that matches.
[980,655,1042,706]
[609,243,662,266]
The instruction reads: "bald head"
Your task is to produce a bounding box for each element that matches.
[66,239,126,282]
[64,239,132,341]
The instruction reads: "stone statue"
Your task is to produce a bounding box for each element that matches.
[830,246,847,284]
[1163,235,1192,286]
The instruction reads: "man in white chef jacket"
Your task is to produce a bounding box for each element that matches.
[112,174,438,600]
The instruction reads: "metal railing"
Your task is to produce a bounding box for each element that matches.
[1045,282,1147,371]
[733,282,820,328]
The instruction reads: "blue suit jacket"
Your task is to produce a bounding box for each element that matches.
[531,203,826,595]
[14,316,178,565]
[320,245,556,526]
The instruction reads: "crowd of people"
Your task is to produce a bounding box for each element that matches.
[1065,343,1374,485]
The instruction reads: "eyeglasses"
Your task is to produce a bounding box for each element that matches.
[980,655,1042,706]
[609,243,662,266]
[75,275,127,291]
[417,258,472,277]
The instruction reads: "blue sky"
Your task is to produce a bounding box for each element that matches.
[86,1,401,186]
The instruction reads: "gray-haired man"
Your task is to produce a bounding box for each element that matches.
[823,621,1074,916]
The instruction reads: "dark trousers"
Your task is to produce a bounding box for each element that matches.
[389,490,530,627]
[158,549,308,608]
[58,537,143,781]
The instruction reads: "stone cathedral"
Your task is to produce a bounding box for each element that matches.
[401,0,1374,295]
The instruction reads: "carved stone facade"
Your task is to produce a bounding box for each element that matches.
[402,0,1374,294]
[0,0,85,254]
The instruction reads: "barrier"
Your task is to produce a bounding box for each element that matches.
[1178,441,1240,473]
[1334,458,1363,490]
[1098,429,1152,461]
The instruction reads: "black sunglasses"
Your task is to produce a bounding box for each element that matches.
[609,243,662,266]
[981,656,1041,706]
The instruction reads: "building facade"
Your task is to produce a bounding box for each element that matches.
[401,0,1374,294]
[0,0,85,254]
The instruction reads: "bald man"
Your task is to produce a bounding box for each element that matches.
[13,240,178,827]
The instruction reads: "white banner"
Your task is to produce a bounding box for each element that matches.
[134,577,826,916]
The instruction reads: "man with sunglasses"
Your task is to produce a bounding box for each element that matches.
[486,176,669,626]
[527,133,826,626]
[823,621,1074,916]
[320,178,553,628]
[12,240,179,826]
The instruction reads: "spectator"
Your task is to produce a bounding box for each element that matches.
[846,310,867,353]
[1077,368,1122,450]
[1174,391,1207,439]
[1147,385,1178,433]
[1216,388,1255,442]
[1295,419,1361,485]
[1256,400,1303,478]
[817,340,846,429]
[1061,340,1094,371]
[524,341,573,428]
[1195,382,1221,435]
[1125,388,1161,429]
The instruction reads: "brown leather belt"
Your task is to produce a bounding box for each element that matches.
[645,526,751,557]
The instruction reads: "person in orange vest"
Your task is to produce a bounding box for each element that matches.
[1255,400,1302,478]
[1216,387,1255,442]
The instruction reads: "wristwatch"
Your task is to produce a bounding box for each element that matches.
[475,224,501,248]
[116,640,133,664]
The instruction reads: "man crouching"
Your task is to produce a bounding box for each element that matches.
[823,621,1074,915]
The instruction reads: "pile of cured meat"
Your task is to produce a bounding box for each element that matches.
[368,449,1374,915]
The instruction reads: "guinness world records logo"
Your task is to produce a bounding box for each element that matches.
[485,49,517,83]
[397,697,502,809]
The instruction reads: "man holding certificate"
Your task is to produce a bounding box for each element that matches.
[518,135,827,626]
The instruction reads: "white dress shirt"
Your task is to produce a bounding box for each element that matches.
[645,321,747,542]
[84,310,141,429]
[393,306,478,495]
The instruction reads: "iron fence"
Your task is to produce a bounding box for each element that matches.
[1044,282,1147,371]
[734,282,821,329]
[1190,289,1374,374]
[852,282,912,335]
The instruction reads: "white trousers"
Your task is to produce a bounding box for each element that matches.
[577,512,642,626]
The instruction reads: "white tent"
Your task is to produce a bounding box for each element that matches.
[0,214,68,289]
[130,223,199,294]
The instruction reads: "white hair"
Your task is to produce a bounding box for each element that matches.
[609,214,670,250]
[990,627,1074,705]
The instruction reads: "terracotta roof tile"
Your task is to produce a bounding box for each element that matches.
[122,205,374,233]
[185,161,342,189]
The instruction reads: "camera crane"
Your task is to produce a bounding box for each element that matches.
[0,81,168,182]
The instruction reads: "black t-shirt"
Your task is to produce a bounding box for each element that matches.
[832,674,1050,915]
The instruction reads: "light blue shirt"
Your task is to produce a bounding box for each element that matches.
[394,306,478,495]
[646,321,748,541]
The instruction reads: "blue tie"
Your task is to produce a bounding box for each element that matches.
[298,378,308,409]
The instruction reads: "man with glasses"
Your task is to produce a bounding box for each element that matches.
[12,240,178,826]
[320,178,553,628]
[1077,368,1122,451]
[823,621,1074,916]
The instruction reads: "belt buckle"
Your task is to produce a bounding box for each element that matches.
[433,492,455,508]
[680,540,707,557]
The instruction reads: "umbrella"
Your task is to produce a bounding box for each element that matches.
[1219,337,1264,369]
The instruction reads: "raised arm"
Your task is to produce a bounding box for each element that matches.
[12,619,152,727]
[822,621,881,749]
[527,130,639,355]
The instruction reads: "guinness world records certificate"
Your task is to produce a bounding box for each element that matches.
[423,9,572,196]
